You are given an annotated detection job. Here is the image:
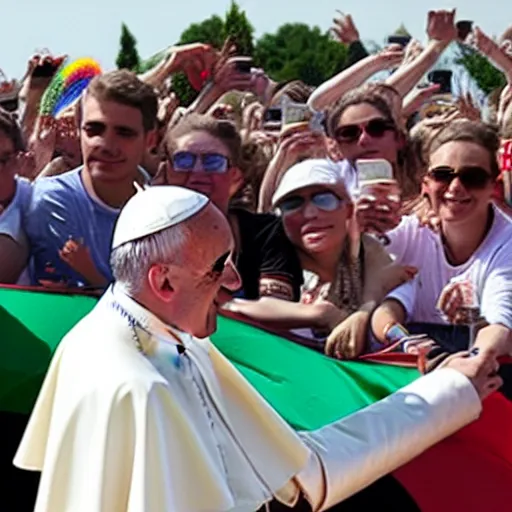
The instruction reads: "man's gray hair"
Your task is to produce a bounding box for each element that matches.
[110,223,189,294]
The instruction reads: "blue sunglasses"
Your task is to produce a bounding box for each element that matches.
[172,151,230,173]
[279,191,344,214]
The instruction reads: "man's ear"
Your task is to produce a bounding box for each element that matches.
[147,265,178,303]
[144,128,158,152]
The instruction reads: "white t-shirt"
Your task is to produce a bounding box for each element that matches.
[0,176,32,285]
[384,206,512,329]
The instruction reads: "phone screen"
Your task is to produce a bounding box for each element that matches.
[264,107,282,123]
[427,70,452,95]
[234,59,252,74]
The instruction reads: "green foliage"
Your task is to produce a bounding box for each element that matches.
[456,43,506,95]
[223,1,255,56]
[139,6,347,105]
[255,23,347,86]
[180,15,226,49]
[116,23,140,72]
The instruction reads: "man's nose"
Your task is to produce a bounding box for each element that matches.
[221,261,242,291]
[95,130,118,154]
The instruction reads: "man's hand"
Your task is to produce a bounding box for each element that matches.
[426,9,457,43]
[441,349,503,400]
[332,12,360,44]
[325,311,370,359]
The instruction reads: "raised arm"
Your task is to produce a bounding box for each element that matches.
[386,9,456,97]
[308,48,404,112]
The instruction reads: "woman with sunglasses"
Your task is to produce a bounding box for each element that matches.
[371,120,512,360]
[229,159,415,359]
[324,85,423,234]
[158,113,303,302]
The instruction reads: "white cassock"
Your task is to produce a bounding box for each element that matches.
[14,285,482,512]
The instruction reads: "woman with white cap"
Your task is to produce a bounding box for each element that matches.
[229,158,416,359]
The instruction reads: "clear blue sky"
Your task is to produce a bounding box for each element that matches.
[1,0,510,80]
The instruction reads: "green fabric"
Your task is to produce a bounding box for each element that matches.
[211,317,419,430]
[0,288,420,427]
[0,288,96,414]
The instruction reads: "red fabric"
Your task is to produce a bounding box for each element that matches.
[394,392,512,511]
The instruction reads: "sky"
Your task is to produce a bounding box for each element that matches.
[1,0,510,80]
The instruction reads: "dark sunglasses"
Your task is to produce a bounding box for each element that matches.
[211,251,231,274]
[172,151,230,173]
[279,191,344,214]
[334,118,395,143]
[427,166,493,189]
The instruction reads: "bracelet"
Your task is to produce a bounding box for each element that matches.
[383,322,410,345]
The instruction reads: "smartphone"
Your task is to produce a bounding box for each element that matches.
[264,107,282,123]
[456,20,473,42]
[234,58,252,74]
[387,35,411,48]
[427,70,452,95]
[356,159,394,184]
[356,159,399,210]
[280,96,325,134]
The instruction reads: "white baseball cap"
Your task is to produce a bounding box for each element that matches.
[112,186,210,249]
[271,159,349,207]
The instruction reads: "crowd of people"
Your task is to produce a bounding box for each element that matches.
[2,6,512,511]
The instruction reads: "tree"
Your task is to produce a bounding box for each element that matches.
[116,23,141,72]
[456,43,506,95]
[173,15,227,105]
[180,15,225,49]
[393,24,411,37]
[255,23,347,86]
[223,1,255,56]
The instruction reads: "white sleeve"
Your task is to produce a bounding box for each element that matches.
[295,368,481,511]
[384,278,417,321]
[480,246,512,329]
[385,215,419,263]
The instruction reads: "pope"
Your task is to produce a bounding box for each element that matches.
[14,186,501,512]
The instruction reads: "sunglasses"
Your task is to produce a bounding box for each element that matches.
[172,151,230,173]
[279,191,344,214]
[334,118,395,143]
[427,166,493,189]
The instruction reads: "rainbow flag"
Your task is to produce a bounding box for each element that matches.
[39,57,102,118]
[1,287,512,511]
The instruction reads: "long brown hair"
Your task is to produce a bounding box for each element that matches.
[326,84,422,200]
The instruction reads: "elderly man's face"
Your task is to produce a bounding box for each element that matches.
[165,203,241,338]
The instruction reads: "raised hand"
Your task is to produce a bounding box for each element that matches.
[426,9,457,43]
[332,12,360,44]
[473,27,512,81]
